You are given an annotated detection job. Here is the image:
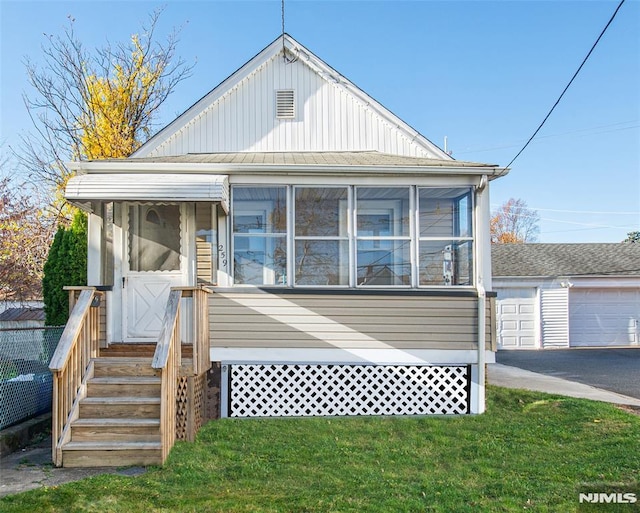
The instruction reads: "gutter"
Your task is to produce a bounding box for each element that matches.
[476,280,487,415]
[67,160,509,178]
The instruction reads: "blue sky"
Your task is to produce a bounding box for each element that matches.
[1,0,639,243]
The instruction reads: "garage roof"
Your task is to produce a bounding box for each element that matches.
[492,243,640,278]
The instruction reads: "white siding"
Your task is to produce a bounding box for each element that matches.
[148,55,435,158]
[540,288,569,348]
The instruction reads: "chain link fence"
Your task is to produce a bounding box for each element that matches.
[0,326,64,430]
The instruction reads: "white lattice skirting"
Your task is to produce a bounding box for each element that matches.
[225,364,470,417]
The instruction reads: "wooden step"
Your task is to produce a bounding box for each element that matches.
[100,343,193,358]
[87,376,161,397]
[79,396,161,419]
[93,357,160,378]
[71,418,160,442]
[62,441,162,467]
[100,343,157,357]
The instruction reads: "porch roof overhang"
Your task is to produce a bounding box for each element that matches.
[65,173,229,213]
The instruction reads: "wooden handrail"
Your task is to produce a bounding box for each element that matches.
[152,289,182,370]
[152,286,211,461]
[49,287,102,467]
[152,288,181,463]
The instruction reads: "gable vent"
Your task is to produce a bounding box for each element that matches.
[276,89,295,119]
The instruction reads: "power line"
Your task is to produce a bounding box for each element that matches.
[457,120,638,155]
[490,204,640,216]
[504,0,627,170]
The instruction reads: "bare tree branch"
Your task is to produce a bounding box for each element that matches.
[13,7,194,194]
[491,198,540,244]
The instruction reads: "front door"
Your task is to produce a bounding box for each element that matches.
[123,203,186,341]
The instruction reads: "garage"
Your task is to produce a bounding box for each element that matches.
[492,243,640,350]
[570,288,640,347]
[496,288,539,349]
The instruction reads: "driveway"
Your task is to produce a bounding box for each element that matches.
[495,348,640,400]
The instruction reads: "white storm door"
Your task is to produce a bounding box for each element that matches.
[124,204,186,341]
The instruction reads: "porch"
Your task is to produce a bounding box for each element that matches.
[48,286,213,468]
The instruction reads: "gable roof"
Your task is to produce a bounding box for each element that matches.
[133,34,452,160]
[492,243,640,278]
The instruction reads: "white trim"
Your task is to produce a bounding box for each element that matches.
[210,347,495,365]
[87,212,102,285]
[494,276,640,289]
[66,173,230,213]
[67,160,504,178]
[470,364,481,414]
[132,35,451,160]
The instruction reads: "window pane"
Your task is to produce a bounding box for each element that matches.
[419,188,473,237]
[357,240,410,286]
[233,236,287,285]
[129,205,181,272]
[295,187,348,237]
[295,240,349,285]
[356,187,410,237]
[419,240,473,286]
[233,187,287,233]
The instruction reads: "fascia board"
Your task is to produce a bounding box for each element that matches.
[494,275,640,285]
[68,160,507,178]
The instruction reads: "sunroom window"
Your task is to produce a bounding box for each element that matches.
[232,187,287,285]
[418,188,473,286]
[231,185,474,287]
[294,187,349,285]
[355,187,411,286]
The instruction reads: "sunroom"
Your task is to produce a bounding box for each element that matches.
[230,185,474,288]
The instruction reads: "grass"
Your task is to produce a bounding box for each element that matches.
[1,386,639,512]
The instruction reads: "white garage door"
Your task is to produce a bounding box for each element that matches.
[496,288,539,350]
[570,288,640,347]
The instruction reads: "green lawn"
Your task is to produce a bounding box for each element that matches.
[1,386,639,512]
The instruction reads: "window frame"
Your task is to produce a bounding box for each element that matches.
[231,186,288,286]
[354,186,413,288]
[292,186,350,287]
[416,187,475,287]
[230,184,476,288]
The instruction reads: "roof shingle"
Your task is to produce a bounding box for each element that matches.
[113,151,497,168]
[491,243,640,278]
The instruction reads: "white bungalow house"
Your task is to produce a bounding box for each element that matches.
[51,34,507,467]
[493,243,640,349]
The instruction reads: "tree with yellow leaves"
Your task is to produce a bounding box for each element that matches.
[18,8,193,205]
[10,9,192,318]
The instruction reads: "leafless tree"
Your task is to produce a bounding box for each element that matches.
[491,198,540,243]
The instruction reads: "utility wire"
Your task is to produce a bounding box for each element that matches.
[504,0,626,170]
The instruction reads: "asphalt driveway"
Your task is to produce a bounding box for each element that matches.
[495,348,640,400]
